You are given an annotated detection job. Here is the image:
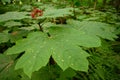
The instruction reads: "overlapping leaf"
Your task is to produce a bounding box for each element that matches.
[5,26,101,77]
[0,30,29,43]
[0,54,11,71]
[0,12,30,22]
[67,20,117,40]
[0,54,30,80]
[32,64,62,80]
[4,21,22,28]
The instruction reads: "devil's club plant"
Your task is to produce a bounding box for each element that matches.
[0,2,118,79]
[1,7,116,77]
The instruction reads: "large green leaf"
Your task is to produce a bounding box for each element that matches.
[5,26,101,77]
[0,12,30,22]
[67,20,117,40]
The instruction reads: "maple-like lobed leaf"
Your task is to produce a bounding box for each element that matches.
[5,26,102,77]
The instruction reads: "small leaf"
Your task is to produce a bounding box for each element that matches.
[10,30,29,42]
[0,33,10,44]
[56,68,76,80]
[1,0,11,3]
[32,64,62,80]
[4,21,22,28]
[0,30,29,44]
[0,54,21,80]
[0,54,11,71]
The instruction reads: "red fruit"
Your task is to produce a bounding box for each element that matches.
[31,12,36,18]
[37,10,42,13]
[31,7,43,19]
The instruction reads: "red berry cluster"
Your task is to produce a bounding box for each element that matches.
[31,7,43,19]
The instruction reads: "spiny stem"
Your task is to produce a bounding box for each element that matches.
[38,21,51,37]
[38,22,43,32]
